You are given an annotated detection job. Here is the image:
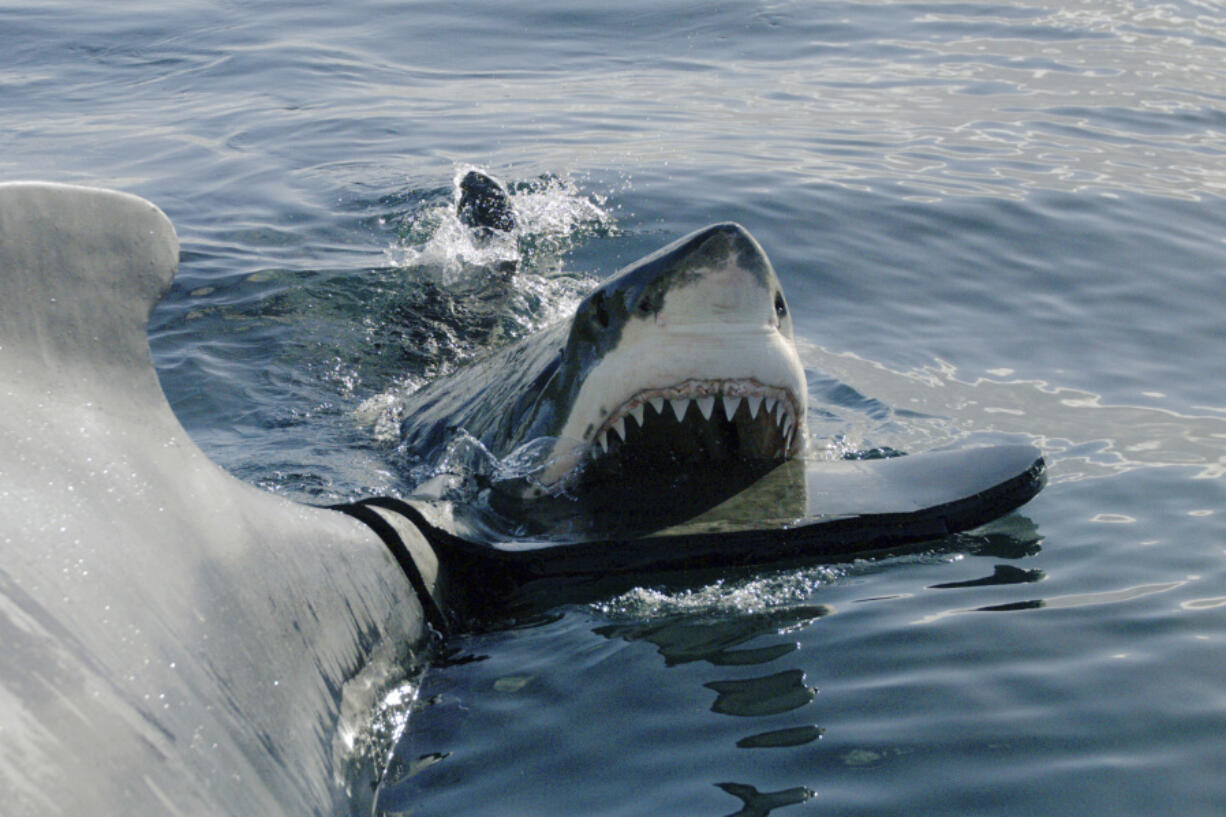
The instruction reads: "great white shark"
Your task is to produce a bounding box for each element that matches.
[398,191,808,498]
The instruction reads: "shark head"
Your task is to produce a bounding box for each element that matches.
[529,222,807,489]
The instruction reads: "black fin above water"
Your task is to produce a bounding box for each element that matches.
[457,170,516,234]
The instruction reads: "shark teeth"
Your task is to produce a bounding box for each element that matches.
[590,378,804,461]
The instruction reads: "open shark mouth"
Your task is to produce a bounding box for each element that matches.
[585,378,804,474]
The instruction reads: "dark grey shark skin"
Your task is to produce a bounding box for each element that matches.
[399,318,570,460]
[457,169,517,235]
[397,222,803,489]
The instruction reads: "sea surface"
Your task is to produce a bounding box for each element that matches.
[5,1,1226,815]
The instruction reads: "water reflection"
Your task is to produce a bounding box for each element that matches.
[372,506,1054,816]
[736,725,825,750]
[715,782,816,817]
[593,606,828,666]
[929,563,1046,589]
[912,578,1190,625]
[706,670,816,718]
[595,603,828,814]
[956,518,1045,560]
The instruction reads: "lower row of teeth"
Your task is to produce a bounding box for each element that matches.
[591,391,797,456]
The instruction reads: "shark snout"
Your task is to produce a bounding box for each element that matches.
[654,227,786,331]
[660,269,775,328]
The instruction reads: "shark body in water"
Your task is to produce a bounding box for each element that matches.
[399,172,807,498]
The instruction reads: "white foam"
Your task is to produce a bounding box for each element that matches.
[591,566,846,622]
[360,170,617,446]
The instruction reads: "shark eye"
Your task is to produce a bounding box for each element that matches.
[774,291,787,320]
[636,294,654,316]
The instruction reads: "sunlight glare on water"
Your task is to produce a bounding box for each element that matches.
[591,565,848,620]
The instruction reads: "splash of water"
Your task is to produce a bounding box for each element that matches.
[591,565,847,622]
[385,166,616,284]
[331,643,429,812]
[356,168,617,448]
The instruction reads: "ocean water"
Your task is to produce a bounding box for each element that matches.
[5,1,1226,815]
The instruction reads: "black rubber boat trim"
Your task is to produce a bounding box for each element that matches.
[331,453,1045,603]
[329,499,451,637]
[421,453,1048,581]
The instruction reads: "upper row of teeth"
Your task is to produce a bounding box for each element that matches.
[592,382,800,455]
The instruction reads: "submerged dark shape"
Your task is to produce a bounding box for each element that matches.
[398,221,808,503]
